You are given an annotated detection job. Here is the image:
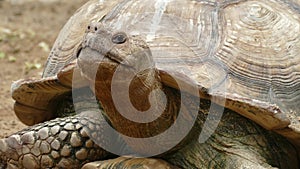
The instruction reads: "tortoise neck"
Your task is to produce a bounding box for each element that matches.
[93,68,179,137]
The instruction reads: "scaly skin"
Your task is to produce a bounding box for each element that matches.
[0,110,118,169]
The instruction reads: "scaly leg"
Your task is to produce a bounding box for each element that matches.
[0,110,122,169]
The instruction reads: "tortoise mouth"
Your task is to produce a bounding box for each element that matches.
[76,46,120,64]
[77,46,133,82]
[77,43,133,66]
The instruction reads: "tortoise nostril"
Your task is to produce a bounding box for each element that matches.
[95,27,98,31]
[87,26,91,30]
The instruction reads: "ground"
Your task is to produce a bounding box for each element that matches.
[0,0,89,138]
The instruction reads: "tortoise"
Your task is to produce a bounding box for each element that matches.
[0,0,300,168]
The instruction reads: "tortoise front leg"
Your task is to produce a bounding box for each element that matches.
[0,111,119,169]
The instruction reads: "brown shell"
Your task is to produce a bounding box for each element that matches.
[12,0,300,151]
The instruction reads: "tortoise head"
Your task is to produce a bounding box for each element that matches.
[76,22,166,127]
[77,22,155,84]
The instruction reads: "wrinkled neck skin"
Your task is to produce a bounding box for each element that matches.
[93,64,179,138]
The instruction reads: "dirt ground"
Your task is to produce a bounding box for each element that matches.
[0,0,89,138]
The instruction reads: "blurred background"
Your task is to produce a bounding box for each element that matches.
[0,0,89,137]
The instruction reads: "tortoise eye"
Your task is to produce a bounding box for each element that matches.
[112,33,127,44]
